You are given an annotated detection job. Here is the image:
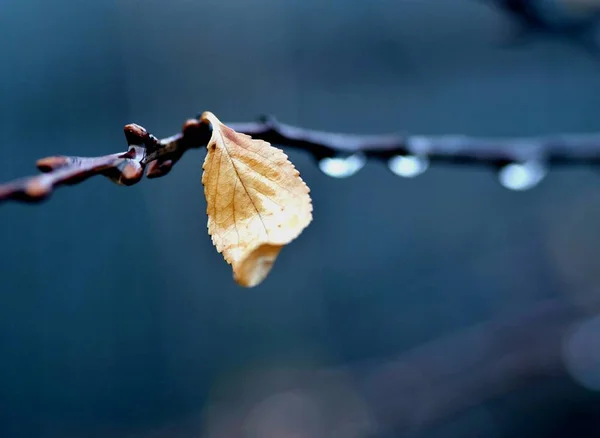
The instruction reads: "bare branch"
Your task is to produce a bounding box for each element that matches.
[235,116,600,165]
[0,124,148,202]
[0,119,207,203]
[2,114,600,204]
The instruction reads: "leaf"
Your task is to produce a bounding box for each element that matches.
[200,112,313,287]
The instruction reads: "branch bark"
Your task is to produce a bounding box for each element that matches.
[2,115,600,203]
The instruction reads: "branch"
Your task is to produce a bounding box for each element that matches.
[2,114,600,204]
[0,119,209,203]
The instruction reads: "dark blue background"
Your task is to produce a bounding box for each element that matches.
[1,0,600,436]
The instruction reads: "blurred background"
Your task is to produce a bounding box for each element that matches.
[1,0,600,436]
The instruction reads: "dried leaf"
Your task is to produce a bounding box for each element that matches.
[201,112,313,287]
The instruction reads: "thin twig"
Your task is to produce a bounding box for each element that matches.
[2,115,600,204]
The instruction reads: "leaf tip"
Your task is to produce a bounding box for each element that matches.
[233,244,282,288]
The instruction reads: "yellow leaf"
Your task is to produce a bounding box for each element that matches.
[200,112,313,287]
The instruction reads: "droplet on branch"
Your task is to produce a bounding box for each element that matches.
[498,160,547,191]
[388,155,429,178]
[318,153,366,178]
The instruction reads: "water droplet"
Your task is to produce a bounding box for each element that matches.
[318,153,366,178]
[388,155,429,178]
[498,161,546,191]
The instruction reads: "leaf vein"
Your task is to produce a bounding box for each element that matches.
[218,129,269,238]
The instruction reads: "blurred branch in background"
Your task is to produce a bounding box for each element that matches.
[108,300,598,438]
[356,299,582,433]
[2,115,600,204]
[483,0,600,54]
